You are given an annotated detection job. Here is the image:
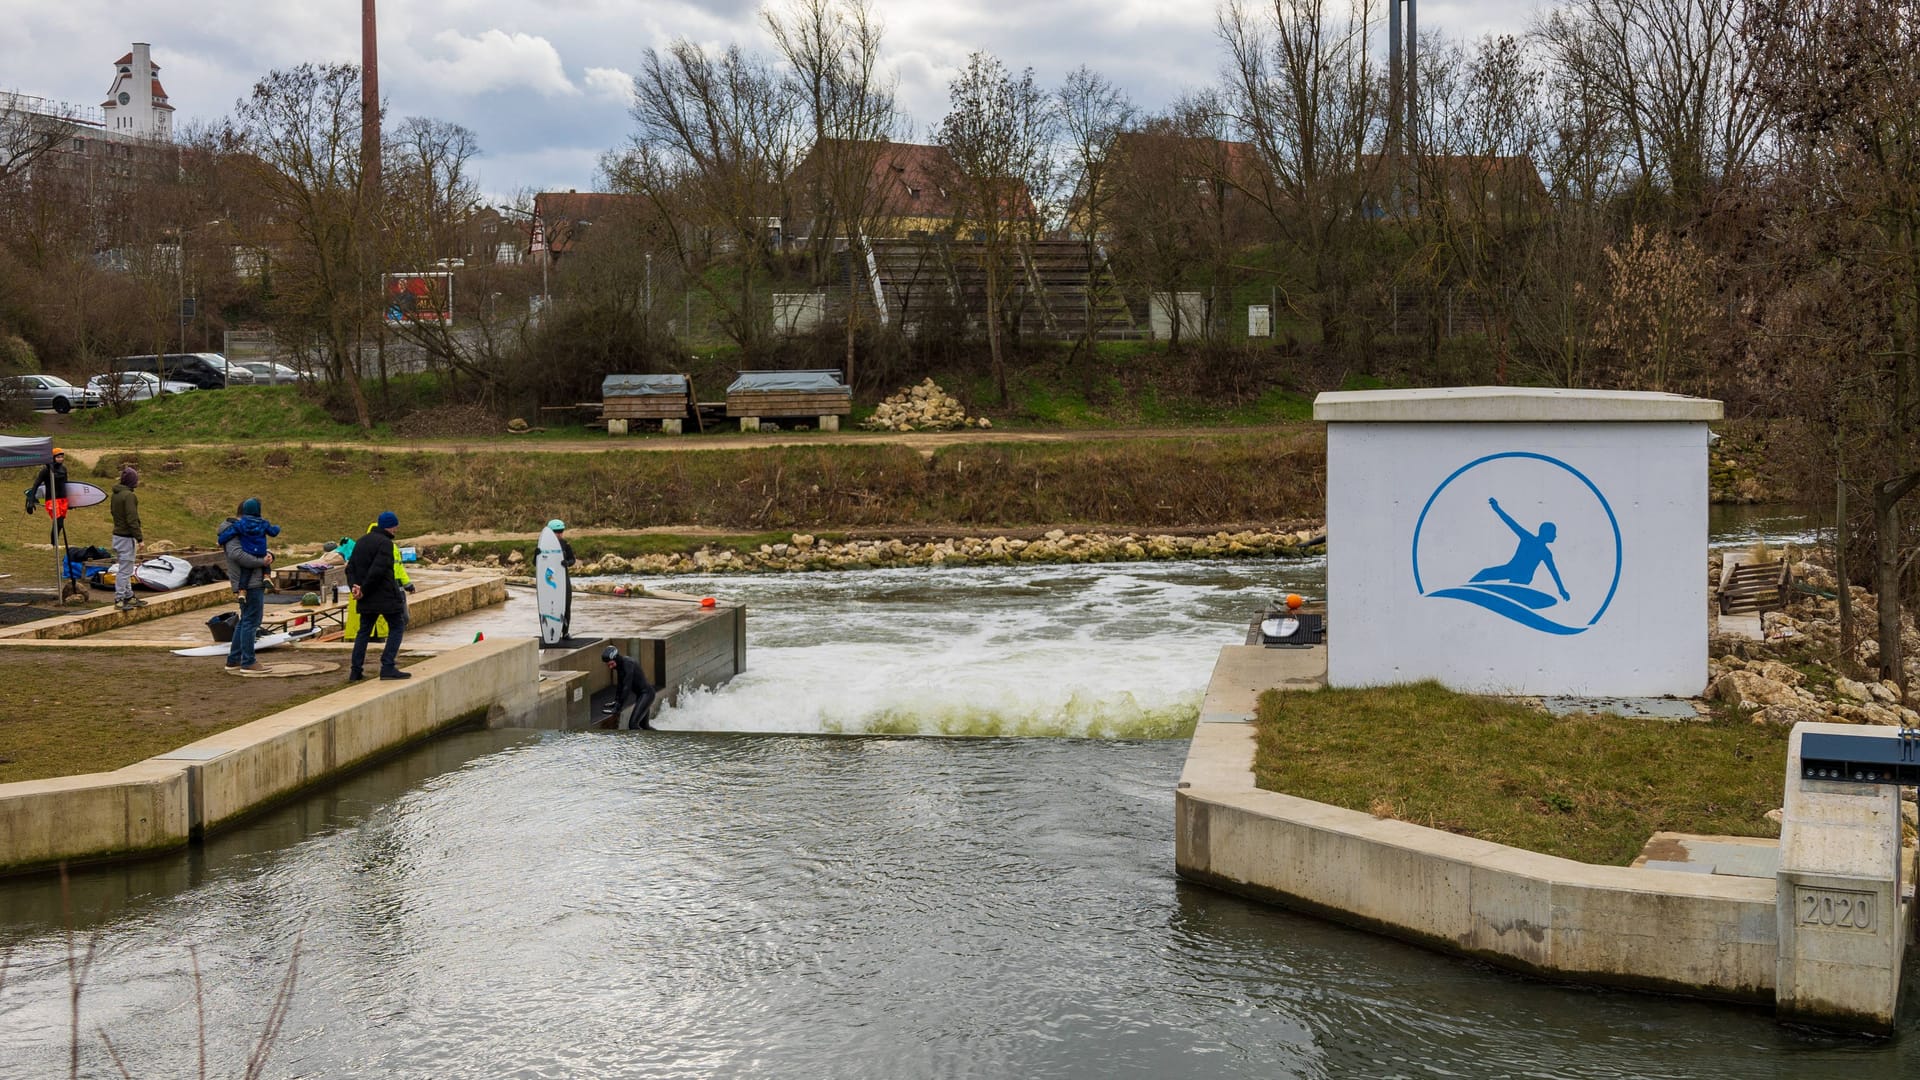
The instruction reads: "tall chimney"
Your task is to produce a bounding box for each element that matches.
[131,43,155,138]
[361,0,380,190]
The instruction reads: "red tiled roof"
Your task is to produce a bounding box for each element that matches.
[115,52,133,65]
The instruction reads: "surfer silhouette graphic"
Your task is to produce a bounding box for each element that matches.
[1469,498,1571,604]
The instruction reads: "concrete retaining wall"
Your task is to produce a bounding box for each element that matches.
[0,582,233,641]
[1176,722,1779,1002]
[0,637,539,875]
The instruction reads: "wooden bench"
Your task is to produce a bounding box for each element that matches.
[1718,554,1791,615]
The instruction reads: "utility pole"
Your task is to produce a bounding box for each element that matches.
[361,0,380,190]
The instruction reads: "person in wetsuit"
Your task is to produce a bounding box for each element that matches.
[1469,497,1571,601]
[602,645,657,730]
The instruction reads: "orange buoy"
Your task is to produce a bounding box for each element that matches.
[700,597,716,608]
[1285,594,1303,611]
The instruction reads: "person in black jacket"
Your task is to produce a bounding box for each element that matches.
[346,510,410,681]
[601,645,656,730]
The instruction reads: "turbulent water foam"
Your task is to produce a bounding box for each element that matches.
[611,558,1326,738]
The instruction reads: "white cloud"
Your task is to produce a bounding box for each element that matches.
[584,66,635,105]
[418,29,580,98]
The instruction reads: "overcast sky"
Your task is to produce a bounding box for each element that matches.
[2,0,1544,199]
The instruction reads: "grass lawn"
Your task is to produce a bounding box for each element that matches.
[1253,681,1787,866]
[0,647,347,784]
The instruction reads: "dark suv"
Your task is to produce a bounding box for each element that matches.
[112,353,255,390]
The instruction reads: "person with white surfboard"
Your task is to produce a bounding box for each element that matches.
[535,519,576,645]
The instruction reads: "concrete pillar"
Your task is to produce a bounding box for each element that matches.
[606,418,628,436]
[739,416,760,432]
[818,414,839,432]
[662,418,683,435]
[1774,722,1909,1033]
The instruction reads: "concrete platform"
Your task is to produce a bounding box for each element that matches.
[1633,832,1781,879]
[1198,645,1326,723]
[407,585,722,651]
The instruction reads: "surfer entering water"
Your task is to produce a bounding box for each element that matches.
[601,646,656,730]
[1469,498,1570,602]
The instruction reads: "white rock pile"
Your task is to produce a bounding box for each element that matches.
[860,379,990,432]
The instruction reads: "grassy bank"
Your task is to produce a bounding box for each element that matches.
[1253,682,1784,865]
[0,648,342,784]
[0,435,1323,579]
[418,433,1325,532]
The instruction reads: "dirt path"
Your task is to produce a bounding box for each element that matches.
[64,424,1307,468]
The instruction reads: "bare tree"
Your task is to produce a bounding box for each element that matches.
[613,40,803,357]
[1415,34,1551,383]
[1536,0,1775,211]
[0,91,78,190]
[936,52,1057,405]
[1217,0,1386,350]
[1747,0,1920,690]
[1057,66,1135,358]
[764,0,900,385]
[230,63,379,426]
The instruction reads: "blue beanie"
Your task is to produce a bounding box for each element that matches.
[239,497,261,517]
[377,510,399,529]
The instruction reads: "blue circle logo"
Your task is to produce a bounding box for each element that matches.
[1410,452,1622,636]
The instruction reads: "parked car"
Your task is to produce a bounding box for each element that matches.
[1,374,104,413]
[240,360,302,385]
[86,371,198,401]
[110,353,256,390]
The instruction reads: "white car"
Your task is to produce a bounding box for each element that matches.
[87,371,198,401]
[241,361,302,385]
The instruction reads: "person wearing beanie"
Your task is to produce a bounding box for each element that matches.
[346,510,410,681]
[109,465,145,611]
[219,496,276,670]
[344,512,413,642]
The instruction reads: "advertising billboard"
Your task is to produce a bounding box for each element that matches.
[385,272,453,326]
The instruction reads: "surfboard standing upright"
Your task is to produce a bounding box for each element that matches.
[535,525,569,645]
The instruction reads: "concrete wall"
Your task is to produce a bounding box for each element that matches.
[0,582,232,641]
[0,637,539,875]
[1318,391,1718,696]
[1175,723,1779,1002]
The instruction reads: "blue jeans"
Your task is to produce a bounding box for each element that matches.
[228,586,264,666]
[350,604,408,676]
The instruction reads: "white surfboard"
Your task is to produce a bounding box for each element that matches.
[32,480,107,508]
[535,525,568,645]
[171,632,292,657]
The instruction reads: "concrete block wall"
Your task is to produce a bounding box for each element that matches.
[1176,722,1779,1002]
[0,637,539,875]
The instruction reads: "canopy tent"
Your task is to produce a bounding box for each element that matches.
[0,434,53,469]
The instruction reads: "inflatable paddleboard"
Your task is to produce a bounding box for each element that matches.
[171,632,292,657]
[31,480,107,508]
[133,554,192,591]
[535,525,568,645]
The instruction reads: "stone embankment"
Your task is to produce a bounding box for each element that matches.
[1705,555,1920,728]
[426,527,1326,577]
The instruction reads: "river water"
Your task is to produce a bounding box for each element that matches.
[6,511,1918,1077]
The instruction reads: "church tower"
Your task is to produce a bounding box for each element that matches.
[100,43,175,140]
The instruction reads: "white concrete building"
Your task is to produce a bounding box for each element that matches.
[99,43,174,141]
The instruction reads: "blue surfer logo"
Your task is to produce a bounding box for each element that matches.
[1411,452,1622,636]
[544,566,556,588]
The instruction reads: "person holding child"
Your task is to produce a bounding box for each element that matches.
[219,497,279,670]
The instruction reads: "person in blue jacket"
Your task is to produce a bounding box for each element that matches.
[219,497,277,669]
